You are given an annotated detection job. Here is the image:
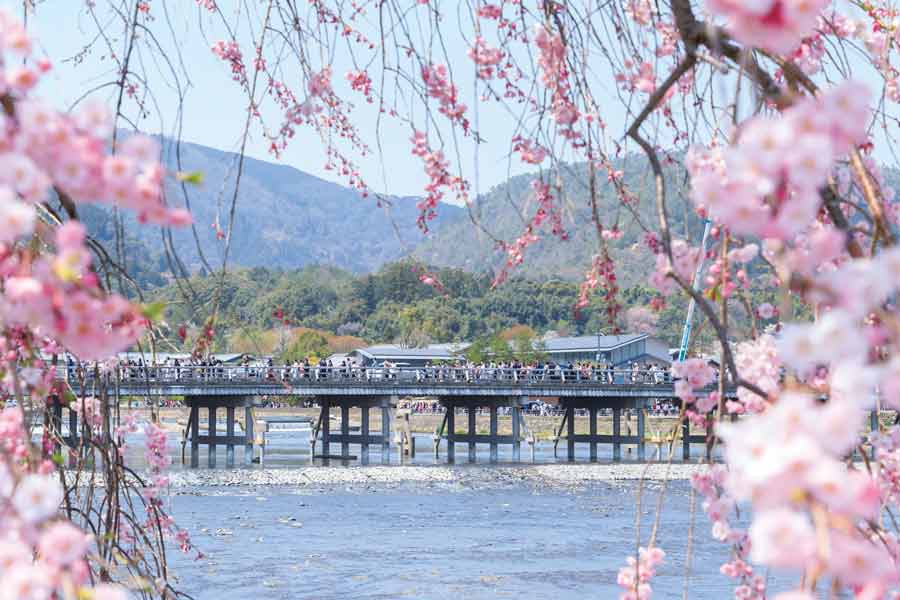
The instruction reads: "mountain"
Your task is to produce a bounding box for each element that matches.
[82,137,466,283]
[413,157,704,287]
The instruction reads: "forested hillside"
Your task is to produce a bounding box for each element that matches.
[150,259,782,358]
[80,136,465,288]
[413,157,705,287]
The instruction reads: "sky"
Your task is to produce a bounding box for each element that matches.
[15,0,632,204]
[12,1,895,208]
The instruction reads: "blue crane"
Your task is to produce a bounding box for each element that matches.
[676,219,713,362]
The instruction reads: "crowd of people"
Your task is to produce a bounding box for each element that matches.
[67,355,680,386]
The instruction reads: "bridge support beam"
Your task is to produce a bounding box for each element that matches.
[511,401,521,462]
[341,403,350,460]
[468,406,477,463]
[184,396,256,469]
[489,405,498,462]
[360,405,370,465]
[558,398,653,463]
[612,407,621,461]
[244,406,254,466]
[446,404,455,464]
[382,397,394,465]
[309,396,394,464]
[637,408,646,461]
[436,397,524,463]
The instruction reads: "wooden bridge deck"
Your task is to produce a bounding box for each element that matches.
[57,365,734,399]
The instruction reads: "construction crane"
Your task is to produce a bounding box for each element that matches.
[676,219,713,362]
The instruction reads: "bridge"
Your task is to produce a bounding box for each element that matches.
[56,365,730,469]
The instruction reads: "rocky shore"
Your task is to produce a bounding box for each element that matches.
[165,463,704,490]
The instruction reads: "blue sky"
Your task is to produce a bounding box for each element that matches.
[18,0,630,203]
[14,1,893,208]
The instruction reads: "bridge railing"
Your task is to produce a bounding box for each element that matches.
[56,365,678,387]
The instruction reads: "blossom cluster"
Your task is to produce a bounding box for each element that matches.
[492,180,568,287]
[575,248,621,331]
[421,63,468,126]
[616,546,665,600]
[690,82,870,241]
[718,393,893,592]
[706,0,829,54]
[211,40,247,86]
[648,238,699,296]
[3,222,149,360]
[532,25,579,139]
[0,9,193,597]
[511,136,547,165]
[691,466,766,599]
[730,334,779,414]
[671,358,718,421]
[468,37,504,79]
[410,130,468,231]
[0,408,127,600]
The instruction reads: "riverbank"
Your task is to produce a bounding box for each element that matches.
[165,462,704,490]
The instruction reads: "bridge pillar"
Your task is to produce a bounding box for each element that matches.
[208,406,217,469]
[189,404,199,468]
[341,403,350,460]
[381,397,394,464]
[468,405,477,463]
[446,404,455,464]
[360,405,370,465]
[226,406,235,467]
[489,404,498,463]
[612,407,621,461]
[511,400,521,462]
[321,398,330,462]
[309,396,392,464]
[637,408,646,461]
[438,397,521,463]
[184,396,256,469]
[559,398,650,462]
[244,406,254,466]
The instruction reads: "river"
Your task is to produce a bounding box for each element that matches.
[163,478,792,599]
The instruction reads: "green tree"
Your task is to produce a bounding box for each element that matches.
[281,330,330,362]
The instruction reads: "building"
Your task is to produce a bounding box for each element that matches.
[115,352,249,364]
[348,343,470,367]
[541,333,670,366]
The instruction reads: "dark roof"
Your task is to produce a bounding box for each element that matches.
[616,352,671,367]
[351,343,470,361]
[542,334,647,353]
[116,352,247,363]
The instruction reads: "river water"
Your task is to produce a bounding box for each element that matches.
[163,479,792,599]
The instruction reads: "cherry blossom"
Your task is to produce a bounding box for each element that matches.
[690,82,870,241]
[706,0,829,54]
[616,546,665,600]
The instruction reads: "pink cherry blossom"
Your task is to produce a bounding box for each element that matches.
[11,474,62,524]
[756,303,776,320]
[0,564,52,600]
[0,190,35,244]
[748,508,817,569]
[706,0,829,54]
[38,522,90,566]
